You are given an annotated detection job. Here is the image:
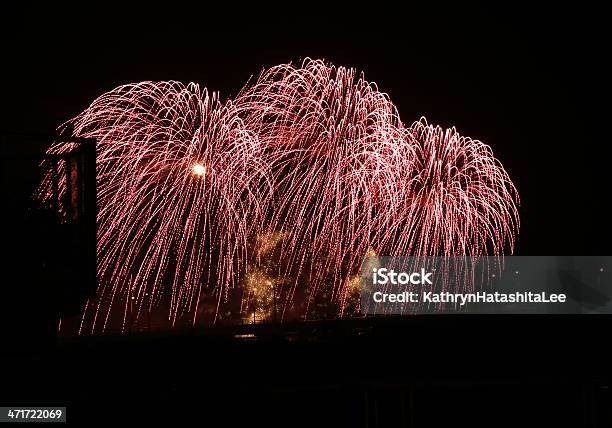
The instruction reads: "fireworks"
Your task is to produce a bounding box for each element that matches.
[234,60,518,314]
[37,59,519,333]
[39,81,271,332]
[403,119,519,257]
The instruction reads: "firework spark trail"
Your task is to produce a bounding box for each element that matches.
[38,59,519,331]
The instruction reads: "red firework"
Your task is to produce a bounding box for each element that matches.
[403,118,519,257]
[38,59,519,332]
[40,81,270,332]
[234,59,518,315]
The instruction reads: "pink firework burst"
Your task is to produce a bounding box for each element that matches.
[403,118,519,257]
[39,81,271,332]
[38,59,519,332]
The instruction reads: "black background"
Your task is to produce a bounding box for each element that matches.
[1,4,611,426]
[3,4,610,255]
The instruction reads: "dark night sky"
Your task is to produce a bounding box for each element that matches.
[2,10,612,425]
[2,5,610,255]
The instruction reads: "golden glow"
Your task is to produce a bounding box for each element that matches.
[243,232,288,323]
[254,232,285,258]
